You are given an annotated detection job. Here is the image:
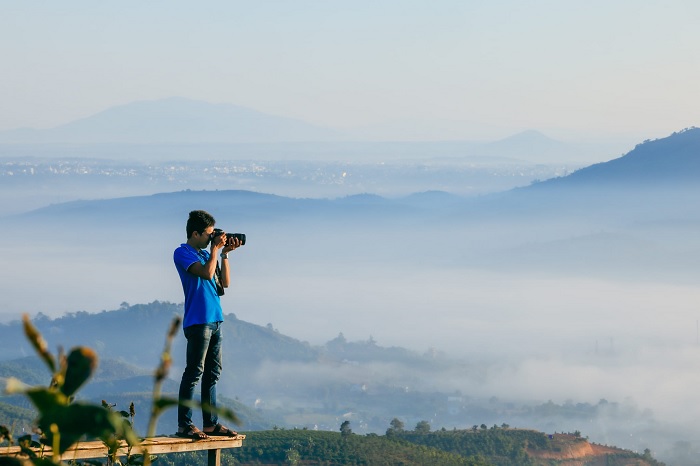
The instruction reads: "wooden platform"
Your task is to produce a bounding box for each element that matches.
[0,434,245,466]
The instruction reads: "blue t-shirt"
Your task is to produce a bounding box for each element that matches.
[173,244,224,328]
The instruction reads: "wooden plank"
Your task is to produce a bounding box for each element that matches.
[0,435,245,461]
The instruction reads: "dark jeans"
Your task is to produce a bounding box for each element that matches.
[178,321,223,428]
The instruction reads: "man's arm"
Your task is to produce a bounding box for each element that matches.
[186,254,218,280]
[187,234,227,280]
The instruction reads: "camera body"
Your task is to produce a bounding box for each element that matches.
[212,228,246,246]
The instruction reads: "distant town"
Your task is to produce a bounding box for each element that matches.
[0,156,576,201]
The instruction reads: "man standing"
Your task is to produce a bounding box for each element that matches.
[173,210,241,439]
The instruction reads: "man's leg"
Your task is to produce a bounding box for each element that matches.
[201,321,223,428]
[178,323,212,429]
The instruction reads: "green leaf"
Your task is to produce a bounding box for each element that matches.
[61,347,98,397]
[25,387,69,413]
[22,314,56,374]
[38,403,139,454]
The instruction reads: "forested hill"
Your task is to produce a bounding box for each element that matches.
[0,302,431,435]
[153,428,665,466]
[530,126,700,188]
[0,301,431,375]
[486,127,700,221]
[0,303,668,465]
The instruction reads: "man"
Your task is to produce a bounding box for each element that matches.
[173,210,241,439]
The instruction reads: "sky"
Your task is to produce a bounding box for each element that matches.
[2,1,700,144]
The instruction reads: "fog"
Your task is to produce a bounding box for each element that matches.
[1,157,699,464]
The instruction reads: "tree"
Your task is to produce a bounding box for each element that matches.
[340,420,352,437]
[286,448,300,465]
[386,417,405,435]
[414,420,431,434]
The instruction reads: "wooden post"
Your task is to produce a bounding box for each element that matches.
[208,447,221,466]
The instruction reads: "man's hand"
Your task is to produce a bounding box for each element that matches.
[210,231,227,253]
[223,236,242,253]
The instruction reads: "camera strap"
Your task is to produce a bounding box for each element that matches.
[214,262,225,296]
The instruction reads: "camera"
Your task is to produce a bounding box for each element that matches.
[212,228,246,246]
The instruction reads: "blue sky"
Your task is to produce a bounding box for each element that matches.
[2,1,700,143]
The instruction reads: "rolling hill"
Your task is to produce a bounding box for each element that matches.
[0,304,667,465]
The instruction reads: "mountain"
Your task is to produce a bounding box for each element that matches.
[405,129,616,164]
[0,302,434,400]
[4,126,699,289]
[0,97,344,144]
[483,127,700,221]
[18,120,700,229]
[534,126,700,187]
[0,302,459,435]
[0,97,625,163]
[478,130,577,163]
[0,302,319,377]
[6,123,700,287]
[13,119,683,226]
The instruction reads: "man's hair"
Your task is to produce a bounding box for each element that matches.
[186,210,216,238]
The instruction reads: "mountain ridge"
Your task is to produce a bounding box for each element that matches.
[0,97,344,144]
[0,97,619,163]
[533,126,700,187]
[12,123,700,226]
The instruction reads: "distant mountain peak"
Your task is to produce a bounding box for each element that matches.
[490,130,566,149]
[477,129,576,163]
[0,97,344,144]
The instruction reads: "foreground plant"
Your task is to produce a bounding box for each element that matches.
[1,313,240,466]
[2,314,140,465]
